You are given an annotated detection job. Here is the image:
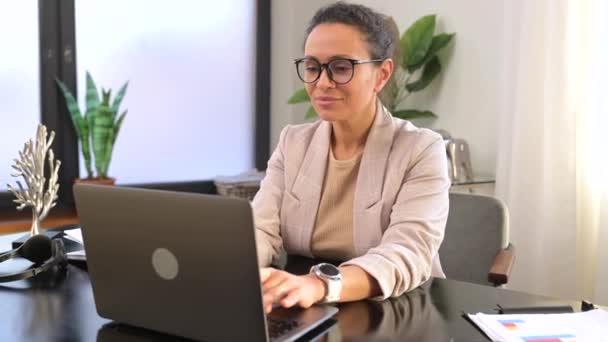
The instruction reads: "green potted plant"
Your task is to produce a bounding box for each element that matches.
[56,72,128,185]
[288,14,454,120]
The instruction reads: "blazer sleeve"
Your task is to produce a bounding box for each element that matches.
[341,134,450,299]
[252,125,290,267]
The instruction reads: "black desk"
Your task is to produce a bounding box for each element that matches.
[0,260,581,342]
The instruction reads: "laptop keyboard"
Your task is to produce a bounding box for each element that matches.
[267,317,299,339]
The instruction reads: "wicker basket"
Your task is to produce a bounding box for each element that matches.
[213,170,265,201]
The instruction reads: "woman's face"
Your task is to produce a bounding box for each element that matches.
[303,23,393,123]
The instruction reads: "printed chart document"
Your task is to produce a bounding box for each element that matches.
[467,309,608,342]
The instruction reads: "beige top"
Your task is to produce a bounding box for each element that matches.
[253,101,450,300]
[310,149,363,261]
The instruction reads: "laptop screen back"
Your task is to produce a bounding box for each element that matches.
[74,184,268,341]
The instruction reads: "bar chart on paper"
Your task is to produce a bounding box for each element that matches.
[496,319,574,341]
[467,310,608,342]
[520,335,576,342]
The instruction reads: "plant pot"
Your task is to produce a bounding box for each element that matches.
[74,177,116,186]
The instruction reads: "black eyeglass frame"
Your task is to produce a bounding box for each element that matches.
[294,57,385,84]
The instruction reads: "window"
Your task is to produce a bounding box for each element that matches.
[0,2,41,192]
[74,1,257,184]
[0,0,270,210]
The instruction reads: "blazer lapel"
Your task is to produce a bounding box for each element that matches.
[286,101,395,257]
[288,120,331,256]
[353,102,395,254]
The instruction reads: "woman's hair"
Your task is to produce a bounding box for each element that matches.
[305,1,399,61]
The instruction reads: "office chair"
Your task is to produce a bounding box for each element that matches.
[439,192,514,286]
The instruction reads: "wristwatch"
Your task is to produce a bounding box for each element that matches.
[310,263,342,303]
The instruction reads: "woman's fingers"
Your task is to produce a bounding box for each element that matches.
[263,277,295,305]
[280,288,302,308]
[280,288,316,309]
[260,270,322,313]
[259,267,273,283]
[261,269,289,290]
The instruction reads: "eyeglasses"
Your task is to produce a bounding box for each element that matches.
[294,57,385,85]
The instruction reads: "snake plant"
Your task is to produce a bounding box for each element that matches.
[288,14,455,120]
[56,72,128,179]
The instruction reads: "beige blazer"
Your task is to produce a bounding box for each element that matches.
[252,103,450,299]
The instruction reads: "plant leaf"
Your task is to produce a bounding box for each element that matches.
[401,15,436,68]
[287,88,310,104]
[113,110,127,143]
[111,81,129,114]
[55,79,83,136]
[392,109,437,119]
[79,118,94,178]
[56,78,94,177]
[101,127,115,178]
[85,71,100,118]
[91,104,113,177]
[105,110,127,176]
[408,33,454,72]
[305,106,317,119]
[405,56,441,92]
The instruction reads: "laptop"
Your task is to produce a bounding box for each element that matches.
[73,184,338,342]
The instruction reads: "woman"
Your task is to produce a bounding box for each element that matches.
[254,2,449,313]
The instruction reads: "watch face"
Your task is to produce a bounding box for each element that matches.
[319,264,339,277]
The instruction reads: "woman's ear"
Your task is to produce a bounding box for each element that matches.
[374,58,394,93]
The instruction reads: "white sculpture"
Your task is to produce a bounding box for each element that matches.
[6,124,61,236]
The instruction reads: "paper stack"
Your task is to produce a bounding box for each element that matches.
[467,309,608,341]
[64,228,84,244]
[64,228,87,260]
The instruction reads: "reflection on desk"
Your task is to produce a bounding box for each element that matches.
[98,322,193,342]
[93,284,451,342]
[0,266,108,342]
[335,284,450,341]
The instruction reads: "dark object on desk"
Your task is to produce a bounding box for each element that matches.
[581,300,598,312]
[0,234,67,283]
[11,229,65,249]
[440,192,515,286]
[496,304,574,314]
[67,257,88,271]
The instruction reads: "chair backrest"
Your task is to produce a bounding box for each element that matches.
[438,193,509,286]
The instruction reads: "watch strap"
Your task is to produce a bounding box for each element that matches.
[310,263,342,303]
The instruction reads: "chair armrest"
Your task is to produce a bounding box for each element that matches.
[488,243,515,286]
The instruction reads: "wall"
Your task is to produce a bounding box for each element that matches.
[270,0,504,178]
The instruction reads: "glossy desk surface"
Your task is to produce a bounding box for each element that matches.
[0,234,580,342]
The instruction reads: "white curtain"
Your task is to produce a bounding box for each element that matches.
[496,0,608,303]
[571,0,608,304]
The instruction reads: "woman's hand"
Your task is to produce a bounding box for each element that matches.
[259,267,326,313]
